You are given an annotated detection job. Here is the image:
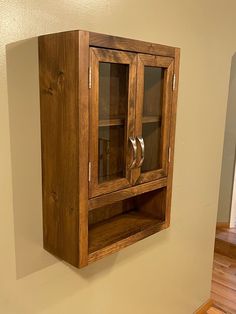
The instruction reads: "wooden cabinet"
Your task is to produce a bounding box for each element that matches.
[39,30,180,268]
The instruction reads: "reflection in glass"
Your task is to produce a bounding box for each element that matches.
[98,62,129,183]
[141,66,164,173]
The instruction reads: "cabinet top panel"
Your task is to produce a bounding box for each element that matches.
[39,30,179,58]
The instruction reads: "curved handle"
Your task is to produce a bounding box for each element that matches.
[129,137,137,169]
[136,136,145,167]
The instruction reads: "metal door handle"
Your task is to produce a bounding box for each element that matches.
[129,137,137,169]
[136,136,145,167]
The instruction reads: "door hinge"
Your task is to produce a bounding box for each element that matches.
[168,147,171,163]
[88,67,92,89]
[172,74,176,91]
[88,162,91,182]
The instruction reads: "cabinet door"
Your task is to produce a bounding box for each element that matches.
[89,48,137,198]
[134,54,174,184]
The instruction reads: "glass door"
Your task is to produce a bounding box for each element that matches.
[134,54,174,185]
[89,47,137,198]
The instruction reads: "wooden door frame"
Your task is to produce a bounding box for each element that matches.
[134,53,174,185]
[89,47,137,198]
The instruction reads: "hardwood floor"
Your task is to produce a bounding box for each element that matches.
[215,228,236,259]
[210,252,236,313]
[207,306,228,313]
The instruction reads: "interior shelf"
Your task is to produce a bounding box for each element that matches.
[142,115,161,124]
[98,115,161,127]
[88,210,163,253]
[99,118,125,127]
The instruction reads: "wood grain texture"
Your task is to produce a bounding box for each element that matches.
[88,220,167,263]
[194,299,227,314]
[165,48,180,227]
[39,31,80,266]
[89,177,167,210]
[88,186,168,263]
[134,53,174,185]
[207,307,226,314]
[194,299,213,314]
[217,222,230,229]
[89,31,176,57]
[215,227,236,259]
[78,31,89,267]
[89,47,137,198]
[211,253,236,313]
[39,29,180,267]
[135,187,166,220]
[89,211,164,253]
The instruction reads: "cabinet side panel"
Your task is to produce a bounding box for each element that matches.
[38,31,80,266]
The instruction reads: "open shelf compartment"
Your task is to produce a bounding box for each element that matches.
[88,187,167,258]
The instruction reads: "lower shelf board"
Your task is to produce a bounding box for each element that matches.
[88,210,165,256]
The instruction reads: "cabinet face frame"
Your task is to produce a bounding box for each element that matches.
[39,30,180,268]
[89,48,175,197]
[89,47,137,198]
[87,33,180,266]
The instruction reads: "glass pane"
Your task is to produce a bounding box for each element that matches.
[98,62,129,183]
[141,66,164,173]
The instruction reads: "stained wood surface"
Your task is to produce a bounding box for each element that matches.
[134,54,174,185]
[142,115,161,123]
[211,253,236,313]
[88,220,166,263]
[215,228,236,259]
[78,31,89,267]
[99,117,125,127]
[195,300,213,313]
[39,29,180,268]
[89,201,130,226]
[207,307,226,314]
[194,300,227,314]
[217,223,230,229]
[89,211,163,253]
[216,228,236,243]
[88,187,166,262]
[89,177,167,210]
[98,115,162,126]
[39,31,81,267]
[89,31,176,57]
[165,48,180,227]
[89,47,137,198]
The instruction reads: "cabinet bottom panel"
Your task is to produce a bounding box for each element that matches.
[89,210,163,253]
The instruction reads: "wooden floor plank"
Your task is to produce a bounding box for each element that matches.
[213,263,236,276]
[212,269,236,290]
[211,293,236,313]
[215,227,236,259]
[214,253,236,265]
[211,250,236,314]
[207,307,226,314]
[216,232,236,244]
[212,281,236,302]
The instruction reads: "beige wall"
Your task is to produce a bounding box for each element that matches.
[1,1,236,313]
[217,54,236,223]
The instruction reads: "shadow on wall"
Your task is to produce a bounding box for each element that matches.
[6,37,58,279]
[5,36,171,280]
[217,52,236,225]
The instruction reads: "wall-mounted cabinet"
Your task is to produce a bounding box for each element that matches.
[39,30,180,268]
